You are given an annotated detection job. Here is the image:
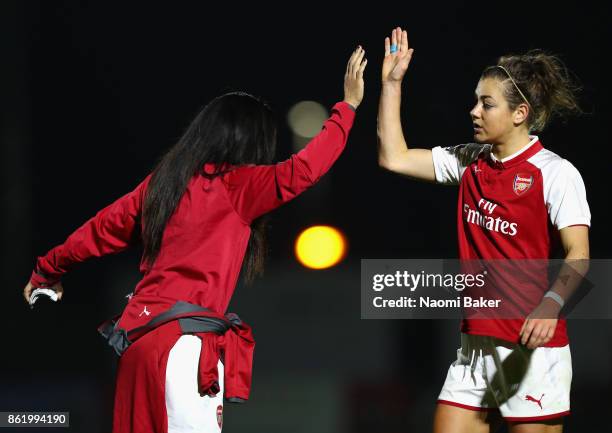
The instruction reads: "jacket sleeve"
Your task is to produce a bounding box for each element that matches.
[223,101,356,223]
[29,174,151,287]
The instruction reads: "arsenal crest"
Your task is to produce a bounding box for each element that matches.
[216,405,223,429]
[513,173,533,196]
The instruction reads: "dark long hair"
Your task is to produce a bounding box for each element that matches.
[141,92,277,283]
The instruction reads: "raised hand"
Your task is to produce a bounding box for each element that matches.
[382,27,414,84]
[344,46,367,109]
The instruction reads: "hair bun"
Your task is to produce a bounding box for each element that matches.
[483,49,582,132]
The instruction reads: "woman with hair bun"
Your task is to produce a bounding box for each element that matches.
[378,27,590,433]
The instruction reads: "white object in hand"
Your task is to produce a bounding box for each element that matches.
[30,288,59,307]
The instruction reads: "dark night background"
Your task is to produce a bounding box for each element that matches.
[1,2,610,432]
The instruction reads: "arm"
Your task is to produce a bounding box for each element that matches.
[225,46,367,223]
[546,226,590,301]
[520,162,591,348]
[25,175,150,300]
[519,226,590,349]
[377,27,435,181]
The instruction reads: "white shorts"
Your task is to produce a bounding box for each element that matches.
[437,333,572,421]
[166,334,224,433]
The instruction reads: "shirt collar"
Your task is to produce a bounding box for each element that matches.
[488,135,542,169]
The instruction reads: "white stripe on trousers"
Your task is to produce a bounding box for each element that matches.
[166,335,224,433]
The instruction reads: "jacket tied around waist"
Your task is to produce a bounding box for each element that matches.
[98,298,255,403]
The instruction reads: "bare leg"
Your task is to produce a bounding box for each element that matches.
[508,419,563,433]
[433,403,503,433]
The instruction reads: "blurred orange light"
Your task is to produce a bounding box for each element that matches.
[295,225,347,269]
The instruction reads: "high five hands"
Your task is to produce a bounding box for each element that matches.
[344,46,367,109]
[382,27,414,84]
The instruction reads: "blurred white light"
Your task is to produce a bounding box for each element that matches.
[287,100,328,139]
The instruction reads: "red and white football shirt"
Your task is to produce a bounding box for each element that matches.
[431,135,591,346]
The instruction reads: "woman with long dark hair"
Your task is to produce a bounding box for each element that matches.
[378,27,589,433]
[24,46,367,433]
